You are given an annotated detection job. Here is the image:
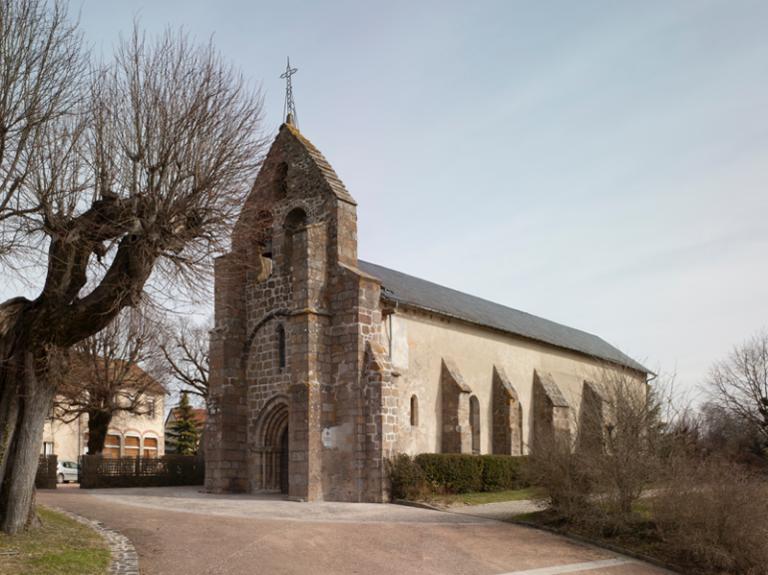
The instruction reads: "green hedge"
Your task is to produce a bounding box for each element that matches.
[389,453,528,500]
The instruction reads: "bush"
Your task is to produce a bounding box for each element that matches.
[388,454,429,500]
[527,373,663,525]
[388,453,527,499]
[652,456,768,575]
[416,454,484,493]
[481,455,526,491]
[525,437,594,522]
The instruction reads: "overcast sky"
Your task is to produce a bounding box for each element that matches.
[4,1,768,398]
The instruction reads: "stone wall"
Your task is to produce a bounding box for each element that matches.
[390,309,646,456]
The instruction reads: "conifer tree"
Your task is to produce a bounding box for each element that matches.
[170,393,200,455]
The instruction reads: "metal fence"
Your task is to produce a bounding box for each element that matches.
[35,454,58,489]
[79,454,204,488]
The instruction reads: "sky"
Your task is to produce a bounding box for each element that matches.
[4,1,768,399]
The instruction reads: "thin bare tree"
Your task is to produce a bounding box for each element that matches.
[709,330,768,449]
[159,318,209,403]
[0,0,265,533]
[55,309,165,455]
[528,368,663,522]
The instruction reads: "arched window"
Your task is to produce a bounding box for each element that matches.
[103,433,121,458]
[256,210,275,282]
[277,324,286,369]
[469,395,481,455]
[283,207,307,273]
[143,435,159,458]
[124,433,141,459]
[410,395,419,427]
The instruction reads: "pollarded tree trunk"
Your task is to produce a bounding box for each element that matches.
[0,298,75,534]
[0,326,59,533]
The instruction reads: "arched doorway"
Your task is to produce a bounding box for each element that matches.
[255,397,290,493]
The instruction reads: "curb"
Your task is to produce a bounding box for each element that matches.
[391,499,447,512]
[46,506,140,575]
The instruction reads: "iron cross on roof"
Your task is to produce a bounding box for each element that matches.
[281,57,298,127]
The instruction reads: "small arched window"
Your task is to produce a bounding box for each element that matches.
[469,395,480,455]
[277,324,286,369]
[410,395,419,427]
[283,207,308,273]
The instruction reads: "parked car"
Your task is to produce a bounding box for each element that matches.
[56,460,79,484]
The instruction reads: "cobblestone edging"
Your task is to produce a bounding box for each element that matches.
[48,506,140,575]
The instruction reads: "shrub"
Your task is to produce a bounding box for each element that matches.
[388,453,527,499]
[415,454,484,493]
[481,455,527,491]
[526,436,594,522]
[652,456,768,575]
[387,454,429,500]
[527,373,664,525]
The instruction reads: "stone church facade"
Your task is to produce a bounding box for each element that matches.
[205,123,649,502]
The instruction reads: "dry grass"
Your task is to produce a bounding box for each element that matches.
[0,507,109,575]
[651,458,768,575]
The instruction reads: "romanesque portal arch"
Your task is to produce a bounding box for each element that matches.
[254,397,289,494]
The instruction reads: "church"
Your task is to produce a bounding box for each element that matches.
[204,120,649,502]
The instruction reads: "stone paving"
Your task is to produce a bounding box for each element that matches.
[39,487,676,575]
[83,485,494,524]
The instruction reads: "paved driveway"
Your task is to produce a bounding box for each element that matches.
[38,487,673,575]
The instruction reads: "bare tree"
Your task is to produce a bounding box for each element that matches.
[709,331,768,450]
[699,402,766,465]
[55,309,165,455]
[585,371,663,517]
[0,0,264,533]
[528,368,662,523]
[159,318,209,403]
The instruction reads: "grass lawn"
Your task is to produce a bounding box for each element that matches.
[430,486,545,506]
[0,506,110,575]
[513,508,693,574]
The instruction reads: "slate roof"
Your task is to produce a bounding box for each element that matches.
[357,260,648,374]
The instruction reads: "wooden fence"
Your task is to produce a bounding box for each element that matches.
[35,454,58,489]
[80,454,204,489]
